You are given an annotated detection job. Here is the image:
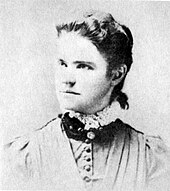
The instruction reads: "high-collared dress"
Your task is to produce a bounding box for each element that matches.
[2,106,170,191]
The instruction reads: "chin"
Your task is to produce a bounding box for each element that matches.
[60,103,87,113]
[60,104,79,112]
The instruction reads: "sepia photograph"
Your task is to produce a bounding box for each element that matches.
[1,0,170,190]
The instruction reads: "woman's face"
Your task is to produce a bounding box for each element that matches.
[55,32,114,114]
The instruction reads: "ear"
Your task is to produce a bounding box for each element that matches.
[111,64,127,86]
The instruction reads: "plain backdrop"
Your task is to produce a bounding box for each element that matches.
[0,0,170,145]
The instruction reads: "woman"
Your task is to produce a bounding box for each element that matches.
[2,10,170,191]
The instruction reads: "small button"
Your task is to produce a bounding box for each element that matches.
[87,131,95,140]
[84,165,91,172]
[78,127,83,132]
[84,157,91,162]
[84,147,91,153]
[83,176,91,182]
[85,139,91,144]
[98,127,103,131]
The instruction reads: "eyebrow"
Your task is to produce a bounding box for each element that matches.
[59,59,66,63]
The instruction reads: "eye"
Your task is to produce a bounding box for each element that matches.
[77,64,93,70]
[58,59,67,67]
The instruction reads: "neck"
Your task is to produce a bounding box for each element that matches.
[62,102,111,115]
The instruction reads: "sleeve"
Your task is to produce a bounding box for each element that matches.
[1,119,60,190]
[1,133,36,190]
[145,135,170,191]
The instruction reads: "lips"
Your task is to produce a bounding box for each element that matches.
[61,90,80,95]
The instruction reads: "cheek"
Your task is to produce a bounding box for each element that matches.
[55,68,62,79]
[55,69,64,84]
[80,75,111,97]
[54,76,60,88]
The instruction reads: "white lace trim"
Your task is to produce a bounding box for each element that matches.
[68,102,120,130]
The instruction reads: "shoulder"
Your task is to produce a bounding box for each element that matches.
[120,120,170,190]
[117,119,169,153]
[1,117,61,189]
[117,119,170,169]
[145,135,170,190]
[4,117,60,151]
[115,119,145,144]
[145,135,169,157]
[122,119,170,191]
[145,135,170,171]
[121,119,170,166]
[3,117,61,159]
[145,135,170,172]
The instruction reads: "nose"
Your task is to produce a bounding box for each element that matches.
[62,71,76,87]
[63,80,76,87]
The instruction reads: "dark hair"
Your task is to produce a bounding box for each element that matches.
[56,10,133,109]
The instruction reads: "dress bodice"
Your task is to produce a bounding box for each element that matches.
[2,117,170,191]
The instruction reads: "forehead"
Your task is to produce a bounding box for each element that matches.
[56,32,106,64]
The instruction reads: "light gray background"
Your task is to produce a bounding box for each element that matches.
[0,0,170,145]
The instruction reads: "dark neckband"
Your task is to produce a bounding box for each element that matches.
[61,112,121,143]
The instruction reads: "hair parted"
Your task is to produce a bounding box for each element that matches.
[56,10,133,110]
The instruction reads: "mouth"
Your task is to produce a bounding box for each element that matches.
[60,91,80,95]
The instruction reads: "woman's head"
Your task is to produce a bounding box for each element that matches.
[55,10,133,113]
